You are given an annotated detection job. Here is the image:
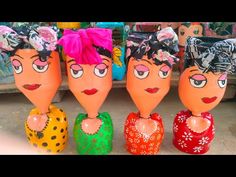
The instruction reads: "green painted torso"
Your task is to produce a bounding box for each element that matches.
[73,112,113,155]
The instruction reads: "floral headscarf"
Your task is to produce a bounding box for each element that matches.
[126,27,179,68]
[0,24,58,61]
[184,36,236,74]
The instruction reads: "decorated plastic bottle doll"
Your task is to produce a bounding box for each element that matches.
[124,27,179,155]
[178,22,204,72]
[0,23,14,84]
[0,25,68,153]
[58,28,113,155]
[96,22,127,81]
[173,36,236,154]
[130,22,180,33]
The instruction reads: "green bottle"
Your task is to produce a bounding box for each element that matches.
[73,112,113,155]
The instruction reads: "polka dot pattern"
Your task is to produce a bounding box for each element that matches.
[25,105,69,153]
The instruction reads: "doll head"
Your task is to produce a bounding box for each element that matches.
[179,37,236,116]
[58,28,113,118]
[178,22,204,47]
[0,25,60,114]
[126,27,179,118]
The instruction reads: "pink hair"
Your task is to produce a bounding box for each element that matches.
[58,28,112,65]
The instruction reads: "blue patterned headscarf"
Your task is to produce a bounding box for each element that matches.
[185,37,236,74]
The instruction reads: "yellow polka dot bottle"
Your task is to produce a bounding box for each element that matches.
[25,105,68,153]
[0,24,67,154]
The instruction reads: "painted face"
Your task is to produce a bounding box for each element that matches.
[179,66,227,115]
[66,55,112,118]
[159,22,181,30]
[178,23,203,46]
[127,55,172,118]
[11,49,61,113]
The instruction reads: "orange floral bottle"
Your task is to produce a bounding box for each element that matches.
[125,27,179,155]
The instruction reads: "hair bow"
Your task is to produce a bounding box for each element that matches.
[58,28,113,65]
[185,37,236,74]
[126,27,179,67]
[0,25,58,61]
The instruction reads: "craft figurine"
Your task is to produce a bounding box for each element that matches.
[178,22,204,73]
[96,22,127,80]
[173,36,236,154]
[57,22,81,29]
[0,25,68,153]
[58,28,113,155]
[129,22,181,33]
[56,22,82,74]
[0,51,14,84]
[204,22,235,38]
[125,27,179,155]
[0,22,14,84]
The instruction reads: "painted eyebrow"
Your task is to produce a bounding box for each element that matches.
[141,59,152,65]
[131,58,152,65]
[67,59,75,63]
[190,69,198,72]
[102,58,110,63]
[30,54,40,59]
[14,54,24,59]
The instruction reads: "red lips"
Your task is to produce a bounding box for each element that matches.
[23,84,41,91]
[145,87,159,94]
[83,88,98,95]
[202,96,217,104]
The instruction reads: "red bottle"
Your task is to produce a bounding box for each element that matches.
[173,110,214,154]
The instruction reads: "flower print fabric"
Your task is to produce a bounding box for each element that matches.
[0,25,58,61]
[126,27,179,68]
[124,112,164,155]
[173,110,214,154]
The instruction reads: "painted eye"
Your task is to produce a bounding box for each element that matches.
[32,59,49,73]
[218,73,227,88]
[94,63,108,78]
[12,59,23,74]
[189,74,207,88]
[70,64,83,78]
[193,28,199,35]
[134,64,149,79]
[180,29,185,36]
[159,65,170,79]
